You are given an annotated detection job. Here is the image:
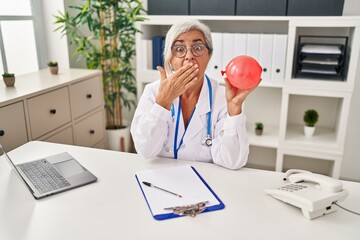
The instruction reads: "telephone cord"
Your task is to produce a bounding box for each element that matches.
[333,202,360,216]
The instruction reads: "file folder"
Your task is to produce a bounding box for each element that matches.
[234,33,247,56]
[152,36,165,69]
[222,33,236,76]
[259,34,274,83]
[135,165,225,220]
[207,32,223,83]
[246,33,260,61]
[141,39,152,69]
[271,34,287,84]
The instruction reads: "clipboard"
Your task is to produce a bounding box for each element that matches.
[135,165,225,220]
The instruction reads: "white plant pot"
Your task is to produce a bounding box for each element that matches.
[106,125,131,152]
[304,126,315,138]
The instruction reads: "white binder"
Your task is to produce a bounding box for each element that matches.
[259,34,274,83]
[141,39,152,69]
[271,34,288,84]
[234,33,247,57]
[246,33,260,61]
[222,33,235,68]
[222,33,235,84]
[207,32,223,83]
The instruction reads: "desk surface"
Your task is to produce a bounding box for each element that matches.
[1,141,360,240]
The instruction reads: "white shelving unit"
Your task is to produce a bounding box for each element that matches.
[135,16,360,178]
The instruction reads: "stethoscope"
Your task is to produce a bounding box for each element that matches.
[171,75,212,159]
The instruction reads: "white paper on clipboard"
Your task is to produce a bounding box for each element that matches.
[135,165,220,216]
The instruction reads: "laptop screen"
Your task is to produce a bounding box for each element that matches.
[0,143,19,171]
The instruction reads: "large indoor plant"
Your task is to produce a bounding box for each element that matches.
[54,0,146,151]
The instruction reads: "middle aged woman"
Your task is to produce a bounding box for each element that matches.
[131,19,259,170]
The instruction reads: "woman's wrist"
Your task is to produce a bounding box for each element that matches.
[227,103,242,116]
[155,97,172,111]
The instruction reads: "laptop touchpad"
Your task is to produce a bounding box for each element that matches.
[54,160,85,177]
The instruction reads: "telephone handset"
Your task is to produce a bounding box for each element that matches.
[265,169,349,220]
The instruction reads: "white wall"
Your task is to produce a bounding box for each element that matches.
[341,0,360,182]
[343,0,360,16]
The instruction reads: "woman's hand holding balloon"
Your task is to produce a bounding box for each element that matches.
[224,77,260,116]
[222,55,262,116]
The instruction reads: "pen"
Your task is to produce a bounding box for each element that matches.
[142,181,182,198]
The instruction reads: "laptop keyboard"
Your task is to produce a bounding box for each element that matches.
[18,159,70,194]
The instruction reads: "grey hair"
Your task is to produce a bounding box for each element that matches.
[163,19,213,76]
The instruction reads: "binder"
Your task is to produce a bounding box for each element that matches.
[152,36,165,69]
[271,34,287,84]
[259,34,274,83]
[135,165,225,220]
[207,32,223,83]
[234,33,247,56]
[222,33,236,70]
[246,33,260,61]
[141,39,153,69]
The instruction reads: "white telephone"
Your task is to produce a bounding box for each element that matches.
[265,169,349,220]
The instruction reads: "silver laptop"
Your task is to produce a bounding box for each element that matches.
[0,144,97,199]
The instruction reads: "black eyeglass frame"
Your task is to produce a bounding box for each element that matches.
[171,43,212,58]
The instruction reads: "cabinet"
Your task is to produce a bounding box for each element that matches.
[0,101,28,150]
[135,16,360,178]
[147,0,344,16]
[0,68,106,152]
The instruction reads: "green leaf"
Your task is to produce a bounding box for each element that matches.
[53,0,146,128]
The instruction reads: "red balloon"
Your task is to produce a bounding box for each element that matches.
[221,55,262,90]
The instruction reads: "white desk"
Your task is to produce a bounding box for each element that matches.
[1,141,359,240]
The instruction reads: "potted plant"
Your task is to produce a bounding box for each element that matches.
[2,73,15,87]
[303,109,319,137]
[47,61,59,75]
[255,122,263,136]
[54,0,146,152]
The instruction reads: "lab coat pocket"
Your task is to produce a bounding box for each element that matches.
[198,144,212,162]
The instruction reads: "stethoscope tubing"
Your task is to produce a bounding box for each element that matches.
[172,75,213,159]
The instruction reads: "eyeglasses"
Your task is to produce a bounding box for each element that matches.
[171,43,209,58]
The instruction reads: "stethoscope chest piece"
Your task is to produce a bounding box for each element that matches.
[202,136,212,147]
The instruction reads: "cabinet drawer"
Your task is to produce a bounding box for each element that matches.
[27,87,71,139]
[0,101,28,151]
[42,127,74,145]
[70,76,103,119]
[74,110,105,147]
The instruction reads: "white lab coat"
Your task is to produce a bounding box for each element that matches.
[130,76,249,170]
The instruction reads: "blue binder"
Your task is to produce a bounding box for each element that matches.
[152,36,165,69]
[135,165,225,220]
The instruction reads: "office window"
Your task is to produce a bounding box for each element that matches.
[0,0,45,75]
[0,0,32,16]
[0,49,3,73]
[1,21,38,75]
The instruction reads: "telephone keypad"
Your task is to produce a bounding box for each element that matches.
[278,184,307,192]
